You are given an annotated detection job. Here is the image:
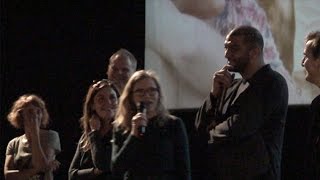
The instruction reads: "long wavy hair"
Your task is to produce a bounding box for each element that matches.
[7,94,50,129]
[79,79,119,152]
[113,70,169,133]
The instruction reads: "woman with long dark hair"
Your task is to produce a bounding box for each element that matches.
[69,79,119,180]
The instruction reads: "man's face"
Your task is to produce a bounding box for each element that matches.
[302,40,320,84]
[107,55,135,91]
[224,35,251,73]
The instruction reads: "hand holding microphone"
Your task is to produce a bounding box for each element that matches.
[131,102,148,137]
[137,102,147,135]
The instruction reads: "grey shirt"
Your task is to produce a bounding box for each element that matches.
[6,130,61,179]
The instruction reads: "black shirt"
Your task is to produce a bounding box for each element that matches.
[111,115,191,180]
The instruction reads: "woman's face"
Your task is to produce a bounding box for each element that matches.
[132,78,160,116]
[302,40,320,84]
[92,86,118,120]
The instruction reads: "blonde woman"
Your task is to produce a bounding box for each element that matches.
[4,94,61,180]
[111,70,191,180]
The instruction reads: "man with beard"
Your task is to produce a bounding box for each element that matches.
[194,26,288,180]
[106,48,137,94]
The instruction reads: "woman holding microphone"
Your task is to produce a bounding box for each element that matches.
[111,70,191,180]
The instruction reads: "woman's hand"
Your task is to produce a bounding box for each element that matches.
[45,159,61,172]
[130,112,148,137]
[23,108,42,139]
[93,168,103,176]
[90,114,101,132]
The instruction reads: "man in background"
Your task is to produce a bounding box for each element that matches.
[106,48,137,94]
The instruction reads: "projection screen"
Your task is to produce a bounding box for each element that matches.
[146,0,320,109]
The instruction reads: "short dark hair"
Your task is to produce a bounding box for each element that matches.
[228,25,264,50]
[305,31,320,59]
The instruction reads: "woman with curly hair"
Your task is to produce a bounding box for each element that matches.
[4,94,61,180]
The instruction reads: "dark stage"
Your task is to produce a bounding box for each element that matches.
[0,1,315,179]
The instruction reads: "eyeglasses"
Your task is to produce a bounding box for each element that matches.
[133,87,159,97]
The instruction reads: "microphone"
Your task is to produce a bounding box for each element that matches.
[137,102,147,136]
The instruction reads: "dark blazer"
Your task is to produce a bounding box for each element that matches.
[69,131,116,180]
[111,115,191,180]
[195,65,288,180]
[305,95,320,179]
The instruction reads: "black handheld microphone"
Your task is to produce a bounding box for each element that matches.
[137,102,147,136]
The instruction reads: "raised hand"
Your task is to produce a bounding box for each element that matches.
[89,114,101,132]
[23,107,42,139]
[130,112,148,137]
[211,65,234,97]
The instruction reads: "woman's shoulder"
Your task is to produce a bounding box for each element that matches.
[40,129,60,139]
[6,135,25,154]
[159,115,187,135]
[162,114,185,127]
[165,114,182,121]
[7,135,24,146]
[40,129,58,134]
[40,129,61,152]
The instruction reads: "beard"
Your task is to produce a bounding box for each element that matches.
[229,54,250,73]
[305,71,315,84]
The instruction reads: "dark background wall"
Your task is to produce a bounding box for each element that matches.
[0,1,315,180]
[0,1,145,179]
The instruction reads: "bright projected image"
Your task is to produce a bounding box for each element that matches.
[145,0,320,109]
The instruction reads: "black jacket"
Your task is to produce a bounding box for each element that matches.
[69,131,117,180]
[195,65,288,180]
[111,115,191,180]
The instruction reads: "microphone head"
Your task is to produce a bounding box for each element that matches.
[137,101,146,113]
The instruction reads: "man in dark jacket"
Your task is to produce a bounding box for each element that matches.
[195,25,288,180]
